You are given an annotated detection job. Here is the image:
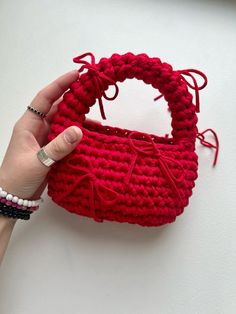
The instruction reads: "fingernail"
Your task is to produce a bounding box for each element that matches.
[64,126,82,144]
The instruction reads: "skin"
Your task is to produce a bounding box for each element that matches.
[0,70,99,265]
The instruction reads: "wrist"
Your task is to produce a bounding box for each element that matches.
[0,214,17,266]
[0,170,35,200]
[0,214,18,225]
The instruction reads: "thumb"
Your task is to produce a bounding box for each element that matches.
[43,126,83,162]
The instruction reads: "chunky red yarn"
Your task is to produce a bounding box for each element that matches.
[46,52,216,227]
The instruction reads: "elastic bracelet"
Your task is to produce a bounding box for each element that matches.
[0,202,32,220]
[0,201,33,214]
[0,197,39,212]
[0,187,42,209]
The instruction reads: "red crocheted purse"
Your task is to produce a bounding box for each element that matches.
[47,52,217,227]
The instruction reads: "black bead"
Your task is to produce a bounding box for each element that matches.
[0,203,31,220]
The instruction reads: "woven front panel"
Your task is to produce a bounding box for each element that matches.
[47,52,200,227]
[47,123,198,226]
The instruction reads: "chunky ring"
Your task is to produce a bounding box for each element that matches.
[27,105,47,119]
[37,147,56,167]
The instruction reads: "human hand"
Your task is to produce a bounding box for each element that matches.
[0,70,92,202]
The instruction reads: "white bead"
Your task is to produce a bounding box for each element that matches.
[23,200,28,207]
[0,190,7,198]
[17,198,23,205]
[6,194,13,201]
[12,196,19,203]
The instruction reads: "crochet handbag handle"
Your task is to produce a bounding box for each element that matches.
[71,52,207,145]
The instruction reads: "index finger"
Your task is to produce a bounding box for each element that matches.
[29,69,79,116]
[22,69,79,124]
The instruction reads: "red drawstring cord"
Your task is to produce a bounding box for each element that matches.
[178,69,208,113]
[153,94,164,101]
[154,69,208,113]
[73,52,119,120]
[196,128,219,167]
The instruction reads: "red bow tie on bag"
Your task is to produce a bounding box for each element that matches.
[125,131,185,202]
[56,155,119,222]
[154,68,208,113]
[47,52,219,227]
[73,52,119,120]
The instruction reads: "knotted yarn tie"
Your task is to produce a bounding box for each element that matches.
[125,131,184,202]
[73,52,119,120]
[177,69,208,113]
[56,155,119,222]
[197,128,219,166]
[154,68,207,113]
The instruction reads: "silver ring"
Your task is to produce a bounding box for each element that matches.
[27,105,47,119]
[37,147,56,167]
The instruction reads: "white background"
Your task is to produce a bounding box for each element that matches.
[0,0,235,313]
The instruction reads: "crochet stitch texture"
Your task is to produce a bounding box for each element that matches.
[47,52,207,227]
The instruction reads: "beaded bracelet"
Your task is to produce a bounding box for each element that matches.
[0,186,43,220]
[0,197,39,212]
[0,202,32,220]
[0,187,42,209]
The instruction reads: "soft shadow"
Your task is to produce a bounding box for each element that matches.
[12,194,182,247]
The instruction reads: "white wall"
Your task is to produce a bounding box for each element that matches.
[0,0,235,313]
